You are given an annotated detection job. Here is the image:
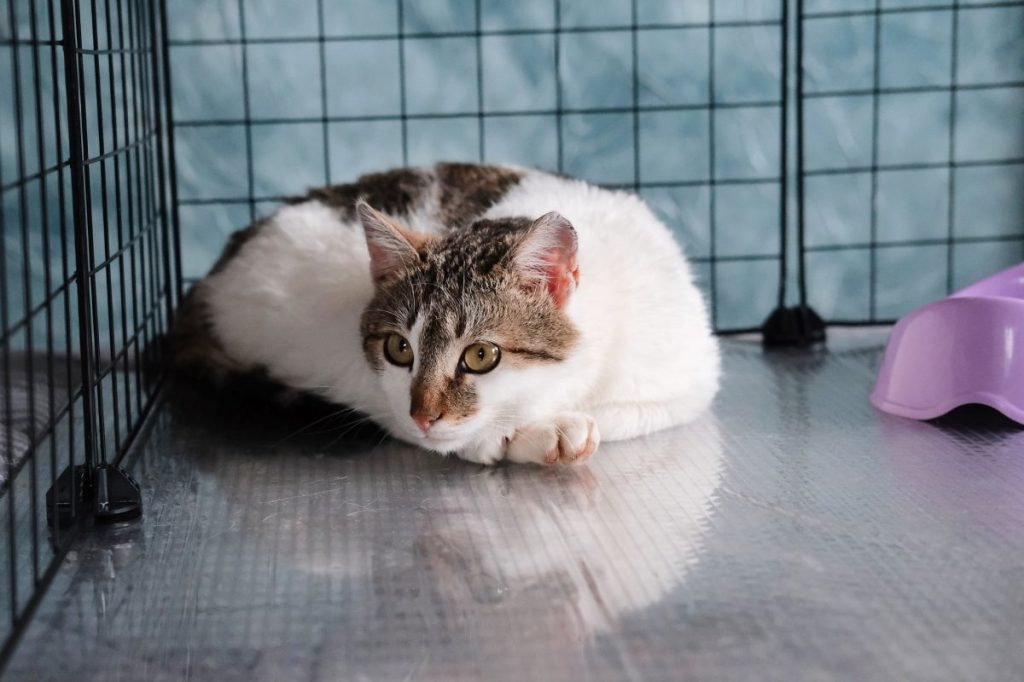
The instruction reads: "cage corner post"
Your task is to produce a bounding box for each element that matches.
[761,0,826,348]
[45,0,143,531]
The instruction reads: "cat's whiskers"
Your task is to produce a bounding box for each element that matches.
[320,413,391,448]
[272,403,379,446]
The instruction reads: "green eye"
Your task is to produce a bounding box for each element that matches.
[462,342,501,374]
[384,334,414,367]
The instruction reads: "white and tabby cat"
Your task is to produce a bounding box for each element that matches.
[171,163,719,465]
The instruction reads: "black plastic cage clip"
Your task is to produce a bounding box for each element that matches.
[46,464,143,529]
[761,304,827,348]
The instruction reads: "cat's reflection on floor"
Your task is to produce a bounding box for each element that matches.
[64,401,723,679]
[284,417,725,678]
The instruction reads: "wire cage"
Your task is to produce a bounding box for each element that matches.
[0,0,1022,667]
[0,0,177,661]
[165,0,1024,334]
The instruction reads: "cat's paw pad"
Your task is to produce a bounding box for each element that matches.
[507,412,600,465]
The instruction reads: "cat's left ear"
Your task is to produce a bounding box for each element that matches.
[357,200,429,284]
[511,211,580,309]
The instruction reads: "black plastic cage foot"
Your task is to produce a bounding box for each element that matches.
[761,304,827,348]
[93,465,143,524]
[45,464,142,529]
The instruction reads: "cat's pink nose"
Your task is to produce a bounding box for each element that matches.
[411,410,442,433]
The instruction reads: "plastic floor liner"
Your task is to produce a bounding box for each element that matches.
[5,330,1024,681]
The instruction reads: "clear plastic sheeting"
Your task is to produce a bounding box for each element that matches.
[6,330,1024,681]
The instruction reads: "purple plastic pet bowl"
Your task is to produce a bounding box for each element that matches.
[871,262,1024,426]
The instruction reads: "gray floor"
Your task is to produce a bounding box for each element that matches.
[5,330,1024,681]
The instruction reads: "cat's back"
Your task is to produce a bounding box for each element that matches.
[300,162,526,234]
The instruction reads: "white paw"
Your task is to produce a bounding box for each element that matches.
[454,436,506,466]
[506,412,600,466]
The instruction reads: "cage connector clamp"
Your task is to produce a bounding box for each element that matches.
[46,463,143,529]
[761,304,827,348]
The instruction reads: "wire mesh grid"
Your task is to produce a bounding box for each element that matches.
[165,0,1024,332]
[798,0,1024,325]
[165,0,790,332]
[0,0,176,662]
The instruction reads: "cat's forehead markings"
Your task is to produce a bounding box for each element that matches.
[408,316,426,368]
[407,309,464,381]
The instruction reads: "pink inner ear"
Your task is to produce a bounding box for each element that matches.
[519,212,579,309]
[544,251,579,309]
[366,240,406,284]
[358,201,428,284]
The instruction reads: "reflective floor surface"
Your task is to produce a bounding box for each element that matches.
[5,330,1024,681]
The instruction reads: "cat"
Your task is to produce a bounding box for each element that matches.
[170,163,720,465]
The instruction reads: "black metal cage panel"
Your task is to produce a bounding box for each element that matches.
[166,0,792,333]
[797,0,1024,327]
[164,0,1023,335]
[0,0,177,661]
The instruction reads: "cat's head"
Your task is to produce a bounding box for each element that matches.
[357,200,580,454]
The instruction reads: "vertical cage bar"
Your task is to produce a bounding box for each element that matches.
[945,1,959,293]
[137,0,153,344]
[397,0,409,165]
[474,0,484,161]
[149,0,164,341]
[1,8,18,624]
[868,0,882,321]
[128,0,147,417]
[148,0,175,334]
[707,0,718,329]
[49,0,78,526]
[132,0,153,376]
[38,0,64,549]
[235,0,256,223]
[9,0,43,586]
[60,0,99,479]
[777,0,790,310]
[315,0,330,183]
[629,0,639,191]
[762,0,824,347]
[104,0,133,441]
[794,0,808,308]
[28,0,54,552]
[74,0,110,465]
[553,0,563,173]
[158,0,182,302]
[145,1,162,334]
[119,0,143,421]
[28,0,59,571]
[90,0,124,461]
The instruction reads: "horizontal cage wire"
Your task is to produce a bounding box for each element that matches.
[0,0,178,663]
[0,0,1022,667]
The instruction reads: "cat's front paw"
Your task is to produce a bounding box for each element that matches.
[506,412,600,465]
[454,436,507,466]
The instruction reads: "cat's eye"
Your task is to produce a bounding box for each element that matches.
[383,334,414,367]
[462,342,501,374]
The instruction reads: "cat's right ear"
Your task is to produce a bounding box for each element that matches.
[511,211,579,309]
[357,200,428,284]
